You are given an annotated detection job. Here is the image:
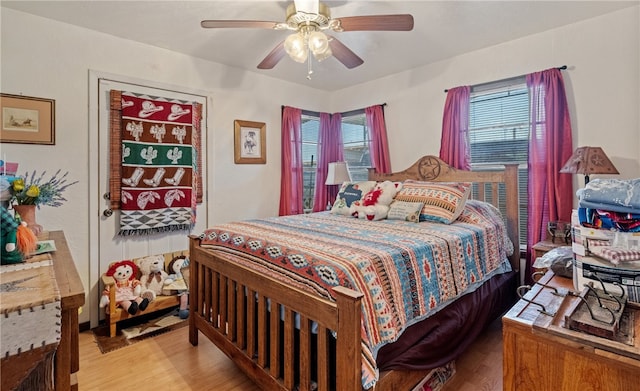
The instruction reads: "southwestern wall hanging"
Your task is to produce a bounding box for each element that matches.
[109,91,203,236]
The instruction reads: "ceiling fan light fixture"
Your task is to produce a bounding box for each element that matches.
[313,49,332,62]
[308,31,329,54]
[284,33,308,63]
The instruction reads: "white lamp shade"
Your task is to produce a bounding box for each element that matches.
[325,162,351,185]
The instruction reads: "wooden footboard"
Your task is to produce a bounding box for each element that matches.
[189,236,364,391]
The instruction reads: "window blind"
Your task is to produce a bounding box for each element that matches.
[469,80,529,248]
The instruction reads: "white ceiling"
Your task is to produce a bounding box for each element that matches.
[2,1,637,91]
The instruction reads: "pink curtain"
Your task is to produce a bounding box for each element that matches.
[526,68,574,281]
[439,86,471,170]
[279,106,304,216]
[365,105,391,174]
[313,112,344,212]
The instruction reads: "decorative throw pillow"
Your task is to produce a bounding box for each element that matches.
[330,181,377,216]
[394,180,471,224]
[387,200,424,223]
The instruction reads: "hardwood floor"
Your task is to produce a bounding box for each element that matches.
[78,318,503,390]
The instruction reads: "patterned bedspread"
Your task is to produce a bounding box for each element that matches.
[199,200,512,389]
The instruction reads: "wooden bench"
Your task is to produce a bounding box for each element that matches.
[101,250,188,338]
[101,274,181,337]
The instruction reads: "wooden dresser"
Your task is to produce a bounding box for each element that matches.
[502,271,640,391]
[0,231,85,391]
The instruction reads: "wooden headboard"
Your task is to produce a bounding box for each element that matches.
[368,155,520,271]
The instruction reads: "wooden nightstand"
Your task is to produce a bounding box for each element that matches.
[502,271,640,391]
[532,238,569,260]
[531,238,571,274]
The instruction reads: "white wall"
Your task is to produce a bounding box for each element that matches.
[1,5,638,324]
[332,6,640,182]
[0,8,329,324]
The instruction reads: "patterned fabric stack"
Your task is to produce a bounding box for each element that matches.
[576,178,640,264]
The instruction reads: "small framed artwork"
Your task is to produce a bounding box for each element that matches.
[234,119,266,164]
[0,93,55,145]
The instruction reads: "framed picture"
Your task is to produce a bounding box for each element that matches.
[0,93,55,145]
[234,120,266,164]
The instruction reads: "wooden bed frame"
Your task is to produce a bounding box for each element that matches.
[188,155,519,391]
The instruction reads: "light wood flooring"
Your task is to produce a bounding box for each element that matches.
[78,317,503,390]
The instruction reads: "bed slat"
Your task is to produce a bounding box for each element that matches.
[247,288,256,359]
[284,309,295,389]
[257,294,268,367]
[237,283,246,349]
[299,315,311,391]
[269,301,281,378]
[317,326,329,391]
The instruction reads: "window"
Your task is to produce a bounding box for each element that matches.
[301,111,370,211]
[341,112,371,181]
[301,114,319,212]
[468,78,529,248]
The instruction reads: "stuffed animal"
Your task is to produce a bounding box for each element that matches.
[99,260,150,315]
[350,181,402,221]
[135,254,169,299]
[1,206,36,264]
[163,255,190,319]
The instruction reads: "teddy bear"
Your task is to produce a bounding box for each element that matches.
[135,254,169,299]
[350,181,402,221]
[99,260,150,315]
[163,255,190,319]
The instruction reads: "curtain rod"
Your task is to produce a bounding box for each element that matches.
[280,103,387,118]
[443,65,567,93]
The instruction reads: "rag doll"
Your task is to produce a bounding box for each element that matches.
[164,255,190,319]
[100,260,150,315]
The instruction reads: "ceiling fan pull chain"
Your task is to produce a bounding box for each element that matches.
[307,50,314,80]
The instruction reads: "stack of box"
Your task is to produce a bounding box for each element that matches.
[570,212,640,304]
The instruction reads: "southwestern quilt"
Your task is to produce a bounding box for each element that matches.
[117,92,197,235]
[199,200,513,389]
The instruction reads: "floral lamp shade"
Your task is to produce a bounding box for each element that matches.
[560,146,619,184]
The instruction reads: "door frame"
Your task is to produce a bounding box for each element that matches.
[88,70,212,328]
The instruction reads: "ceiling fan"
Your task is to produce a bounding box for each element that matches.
[201,0,414,76]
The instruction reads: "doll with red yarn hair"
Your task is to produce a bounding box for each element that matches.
[99,260,149,315]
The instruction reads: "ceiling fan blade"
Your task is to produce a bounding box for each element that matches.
[257,41,286,69]
[201,20,278,29]
[328,36,364,69]
[336,14,414,31]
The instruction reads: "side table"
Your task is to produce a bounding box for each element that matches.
[531,238,570,273]
[532,238,568,260]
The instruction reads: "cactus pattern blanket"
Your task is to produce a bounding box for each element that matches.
[118,93,197,235]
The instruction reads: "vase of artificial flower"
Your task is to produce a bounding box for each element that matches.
[10,170,78,235]
[12,204,42,235]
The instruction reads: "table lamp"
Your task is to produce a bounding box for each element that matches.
[559,146,619,185]
[325,162,351,210]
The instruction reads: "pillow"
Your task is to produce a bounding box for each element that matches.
[394,180,471,224]
[387,200,424,223]
[330,181,376,216]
